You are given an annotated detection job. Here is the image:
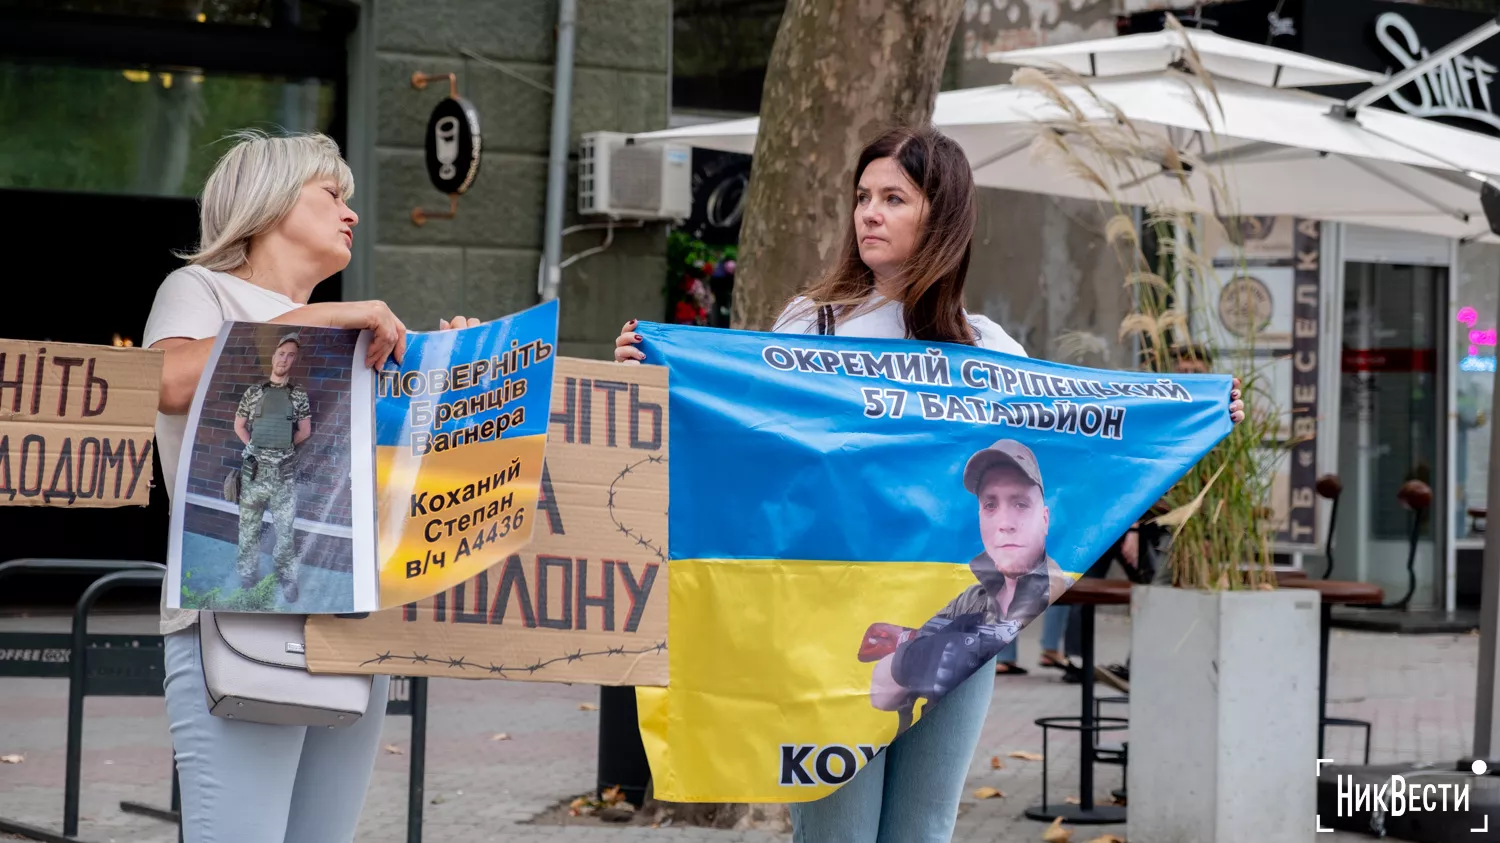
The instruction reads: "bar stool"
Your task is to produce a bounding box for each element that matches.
[1024,578,1131,825]
[1280,578,1383,762]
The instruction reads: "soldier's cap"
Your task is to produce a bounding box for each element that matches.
[963,439,1044,495]
[275,332,301,349]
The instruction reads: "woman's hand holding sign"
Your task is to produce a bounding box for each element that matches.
[614,319,645,364]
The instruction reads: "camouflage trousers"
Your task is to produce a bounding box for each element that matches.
[236,449,298,585]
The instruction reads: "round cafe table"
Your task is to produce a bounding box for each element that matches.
[1279,578,1384,761]
[1024,578,1131,825]
[1024,569,1306,824]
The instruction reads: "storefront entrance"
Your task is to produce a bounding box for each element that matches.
[1322,226,1500,614]
[0,2,354,602]
[1334,256,1445,610]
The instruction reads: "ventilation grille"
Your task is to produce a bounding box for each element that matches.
[608,145,663,212]
[579,136,600,212]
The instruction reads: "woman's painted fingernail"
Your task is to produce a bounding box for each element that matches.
[635,334,643,341]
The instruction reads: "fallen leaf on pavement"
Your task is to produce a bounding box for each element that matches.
[990,756,1005,770]
[973,787,1005,799]
[1041,816,1072,842]
[579,703,599,711]
[0,754,23,764]
[1086,835,1126,843]
[490,733,511,741]
[1009,751,1044,761]
[1064,796,1081,805]
[383,744,404,755]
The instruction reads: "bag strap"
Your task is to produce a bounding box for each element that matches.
[816,304,835,336]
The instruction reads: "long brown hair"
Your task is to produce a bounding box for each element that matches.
[785,125,979,344]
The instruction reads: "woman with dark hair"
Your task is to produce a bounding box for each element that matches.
[615,124,1243,842]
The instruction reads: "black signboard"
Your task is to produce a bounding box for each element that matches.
[684,148,752,246]
[1123,0,1500,137]
[423,96,481,195]
[1288,218,1322,547]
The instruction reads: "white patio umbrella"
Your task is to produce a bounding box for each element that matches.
[989,28,1387,89]
[634,61,1500,243]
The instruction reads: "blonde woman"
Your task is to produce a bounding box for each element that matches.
[144,131,477,842]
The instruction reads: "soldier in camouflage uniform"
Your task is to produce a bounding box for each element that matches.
[860,439,1070,732]
[233,334,312,602]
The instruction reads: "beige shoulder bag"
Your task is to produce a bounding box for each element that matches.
[199,611,372,728]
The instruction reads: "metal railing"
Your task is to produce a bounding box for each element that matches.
[0,558,429,843]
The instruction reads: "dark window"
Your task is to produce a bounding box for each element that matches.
[673,0,785,116]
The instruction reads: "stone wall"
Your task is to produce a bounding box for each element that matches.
[360,0,671,360]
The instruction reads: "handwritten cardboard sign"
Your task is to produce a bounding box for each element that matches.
[305,357,669,687]
[0,340,163,508]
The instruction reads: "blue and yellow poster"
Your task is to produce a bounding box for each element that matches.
[632,321,1232,803]
[374,299,559,609]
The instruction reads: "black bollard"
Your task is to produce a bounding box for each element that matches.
[596,685,651,806]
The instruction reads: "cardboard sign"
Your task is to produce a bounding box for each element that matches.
[305,357,669,687]
[0,340,163,508]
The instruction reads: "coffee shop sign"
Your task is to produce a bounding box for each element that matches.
[1376,11,1500,133]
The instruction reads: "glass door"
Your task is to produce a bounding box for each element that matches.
[1452,243,1500,609]
[1335,261,1444,609]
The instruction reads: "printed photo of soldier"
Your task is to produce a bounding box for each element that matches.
[175,322,363,614]
[858,439,1071,733]
[233,333,313,602]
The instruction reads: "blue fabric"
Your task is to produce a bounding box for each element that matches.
[164,630,389,842]
[638,322,1233,573]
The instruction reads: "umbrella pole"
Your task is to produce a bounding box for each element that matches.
[1474,341,1500,759]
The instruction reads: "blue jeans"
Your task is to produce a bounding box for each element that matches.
[164,629,390,842]
[1040,604,1070,656]
[789,656,995,843]
[996,605,1070,663]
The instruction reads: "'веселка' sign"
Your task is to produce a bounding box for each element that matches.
[0,340,163,507]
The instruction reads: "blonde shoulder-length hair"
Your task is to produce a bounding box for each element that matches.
[178,130,355,272]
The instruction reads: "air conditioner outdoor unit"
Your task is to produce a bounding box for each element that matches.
[578,131,692,222]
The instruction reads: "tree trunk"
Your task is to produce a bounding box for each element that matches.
[731,0,965,331]
[635,779,791,831]
[668,3,960,826]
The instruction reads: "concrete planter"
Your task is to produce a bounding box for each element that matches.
[1127,585,1321,843]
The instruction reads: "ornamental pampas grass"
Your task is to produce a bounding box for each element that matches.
[1019,13,1289,590]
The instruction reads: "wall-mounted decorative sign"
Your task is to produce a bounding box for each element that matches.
[409,71,481,226]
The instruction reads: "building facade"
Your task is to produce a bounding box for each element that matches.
[0,0,671,571]
[1124,0,1500,614]
[5,0,1496,614]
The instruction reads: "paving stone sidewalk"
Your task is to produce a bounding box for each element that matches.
[0,611,1475,842]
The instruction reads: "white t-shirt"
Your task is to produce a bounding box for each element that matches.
[142,265,301,634]
[772,295,1028,358]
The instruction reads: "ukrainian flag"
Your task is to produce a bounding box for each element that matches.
[633,321,1230,803]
